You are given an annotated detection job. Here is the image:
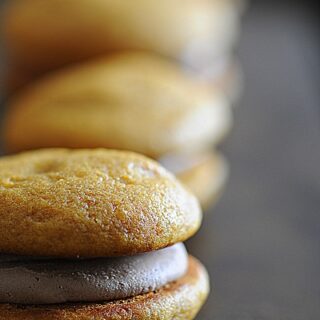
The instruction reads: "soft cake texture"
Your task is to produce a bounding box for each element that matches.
[0,256,208,320]
[4,52,231,156]
[3,0,240,75]
[0,149,201,257]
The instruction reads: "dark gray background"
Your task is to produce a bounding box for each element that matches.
[0,1,319,319]
[188,1,320,319]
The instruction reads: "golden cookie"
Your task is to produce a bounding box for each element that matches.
[4,52,232,157]
[0,149,201,257]
[3,0,240,75]
[0,256,209,320]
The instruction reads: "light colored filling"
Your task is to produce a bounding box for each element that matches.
[159,153,211,175]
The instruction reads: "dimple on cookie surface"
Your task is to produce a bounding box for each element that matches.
[0,149,201,257]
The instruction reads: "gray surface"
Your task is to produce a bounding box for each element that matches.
[187,2,320,319]
[0,1,319,319]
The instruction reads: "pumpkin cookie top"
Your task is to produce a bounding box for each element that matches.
[4,52,231,156]
[0,149,201,257]
[3,0,239,74]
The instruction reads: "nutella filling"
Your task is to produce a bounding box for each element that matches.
[0,243,187,305]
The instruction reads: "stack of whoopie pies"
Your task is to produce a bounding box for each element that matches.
[3,52,231,209]
[1,0,248,209]
[0,2,247,316]
[3,0,245,103]
[0,149,209,319]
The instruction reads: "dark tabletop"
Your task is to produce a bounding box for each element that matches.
[0,1,319,319]
[187,1,320,319]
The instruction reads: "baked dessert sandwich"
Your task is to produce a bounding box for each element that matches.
[0,148,209,319]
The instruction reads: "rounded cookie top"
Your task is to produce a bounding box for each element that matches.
[0,149,201,257]
[4,52,231,157]
[3,0,239,74]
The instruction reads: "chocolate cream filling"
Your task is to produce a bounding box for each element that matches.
[0,243,187,305]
